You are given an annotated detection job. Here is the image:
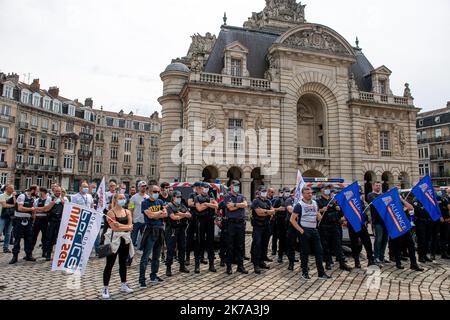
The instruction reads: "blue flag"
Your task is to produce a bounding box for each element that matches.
[411,176,442,222]
[335,182,365,233]
[372,188,412,239]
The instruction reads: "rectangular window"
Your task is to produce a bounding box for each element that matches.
[228,119,244,151]
[64,139,74,150]
[150,165,156,177]
[123,168,131,175]
[137,149,144,162]
[68,105,76,116]
[16,153,23,163]
[124,154,131,163]
[110,162,117,175]
[18,134,24,144]
[0,126,9,138]
[435,128,442,139]
[150,136,158,147]
[31,116,38,128]
[65,122,74,133]
[437,146,444,158]
[0,105,11,116]
[0,173,8,185]
[0,149,6,162]
[95,147,103,157]
[3,86,13,99]
[112,132,119,142]
[379,80,387,94]
[419,164,430,176]
[51,121,59,132]
[20,113,27,123]
[136,164,143,176]
[49,156,55,167]
[63,155,74,169]
[28,154,35,165]
[40,137,46,148]
[33,95,40,107]
[39,155,45,166]
[79,160,88,172]
[95,161,102,174]
[110,147,118,160]
[53,102,60,113]
[29,135,36,146]
[139,136,144,146]
[50,138,56,150]
[231,59,242,77]
[36,176,43,187]
[26,177,33,190]
[44,99,51,110]
[124,139,132,152]
[47,176,53,189]
[42,118,49,129]
[380,131,390,151]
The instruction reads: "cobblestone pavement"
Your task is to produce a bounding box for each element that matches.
[0,236,449,300]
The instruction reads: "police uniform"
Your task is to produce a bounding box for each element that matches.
[413,200,433,262]
[272,191,289,262]
[347,202,375,268]
[185,188,200,265]
[222,190,248,274]
[44,196,65,260]
[217,200,228,266]
[32,195,52,255]
[11,192,35,261]
[165,200,190,275]
[285,196,300,270]
[251,195,272,273]
[317,195,350,270]
[193,186,216,272]
[437,195,449,259]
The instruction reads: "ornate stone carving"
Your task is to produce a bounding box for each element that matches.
[297,103,313,122]
[255,116,264,133]
[283,27,349,55]
[190,55,202,73]
[348,73,357,91]
[244,0,306,30]
[207,113,217,130]
[403,83,413,98]
[398,128,407,155]
[265,54,279,81]
[364,126,374,154]
[175,32,216,72]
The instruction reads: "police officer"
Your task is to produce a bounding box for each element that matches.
[412,198,433,263]
[186,182,202,266]
[44,186,65,261]
[264,188,275,262]
[290,187,331,280]
[251,186,274,274]
[317,185,352,271]
[194,182,218,273]
[368,182,389,265]
[10,185,39,264]
[286,188,300,271]
[32,187,54,257]
[436,190,450,259]
[165,191,191,276]
[217,195,228,267]
[390,197,424,271]
[222,180,249,275]
[272,187,290,263]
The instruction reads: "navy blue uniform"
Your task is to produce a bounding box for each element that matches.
[272,196,288,259]
[251,198,272,268]
[223,193,247,269]
[194,194,216,263]
[166,202,189,268]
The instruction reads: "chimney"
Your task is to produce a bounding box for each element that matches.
[6,73,20,84]
[85,98,93,108]
[31,79,40,90]
[48,86,59,97]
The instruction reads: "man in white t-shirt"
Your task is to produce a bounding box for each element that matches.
[129,181,149,248]
[71,182,94,208]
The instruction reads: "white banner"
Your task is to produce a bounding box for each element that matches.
[97,177,107,213]
[52,202,102,275]
[294,170,305,206]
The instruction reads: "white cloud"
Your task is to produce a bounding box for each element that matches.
[0,0,449,115]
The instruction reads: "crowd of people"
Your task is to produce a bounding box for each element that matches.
[0,179,449,299]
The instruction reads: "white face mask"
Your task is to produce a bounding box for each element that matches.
[324,190,331,196]
[260,192,268,198]
[203,188,209,194]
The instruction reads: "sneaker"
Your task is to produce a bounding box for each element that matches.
[150,276,164,284]
[318,273,332,280]
[120,283,134,294]
[139,282,147,289]
[301,273,311,280]
[101,287,110,299]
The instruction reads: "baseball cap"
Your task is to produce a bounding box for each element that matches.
[259,186,268,192]
[138,181,147,188]
[201,182,210,188]
[193,181,203,188]
[230,180,240,186]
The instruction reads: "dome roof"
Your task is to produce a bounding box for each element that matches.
[164,62,190,73]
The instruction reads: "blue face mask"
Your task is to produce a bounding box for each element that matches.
[437,191,443,197]
[92,189,97,194]
[152,193,159,200]
[233,186,240,193]
[118,199,127,207]
[324,190,331,196]
[175,198,182,205]
[82,188,89,194]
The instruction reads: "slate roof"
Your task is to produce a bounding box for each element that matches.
[204,25,375,91]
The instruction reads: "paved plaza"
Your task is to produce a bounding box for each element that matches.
[0,235,448,301]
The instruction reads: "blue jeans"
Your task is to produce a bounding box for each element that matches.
[0,218,13,251]
[139,226,163,284]
[374,223,389,262]
[131,222,145,248]
[94,232,101,255]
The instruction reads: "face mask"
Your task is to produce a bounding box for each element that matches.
[152,193,159,200]
[284,193,290,198]
[55,198,61,204]
[437,192,442,197]
[82,188,89,194]
[203,188,209,194]
[233,186,240,193]
[92,189,97,194]
[260,192,268,198]
[324,190,331,196]
[118,199,127,207]
[175,198,182,205]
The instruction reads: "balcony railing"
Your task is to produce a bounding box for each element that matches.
[17,142,27,149]
[78,150,93,158]
[14,163,26,170]
[19,122,29,129]
[298,147,330,160]
[193,72,272,91]
[0,137,12,145]
[430,153,450,161]
[79,133,93,141]
[0,114,15,122]
[0,162,7,168]
[26,164,40,171]
[431,172,450,178]
[381,150,393,157]
[418,136,450,145]
[354,91,413,106]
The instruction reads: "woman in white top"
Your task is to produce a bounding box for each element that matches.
[102,193,134,299]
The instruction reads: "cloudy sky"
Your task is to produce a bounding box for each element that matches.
[1,0,449,116]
